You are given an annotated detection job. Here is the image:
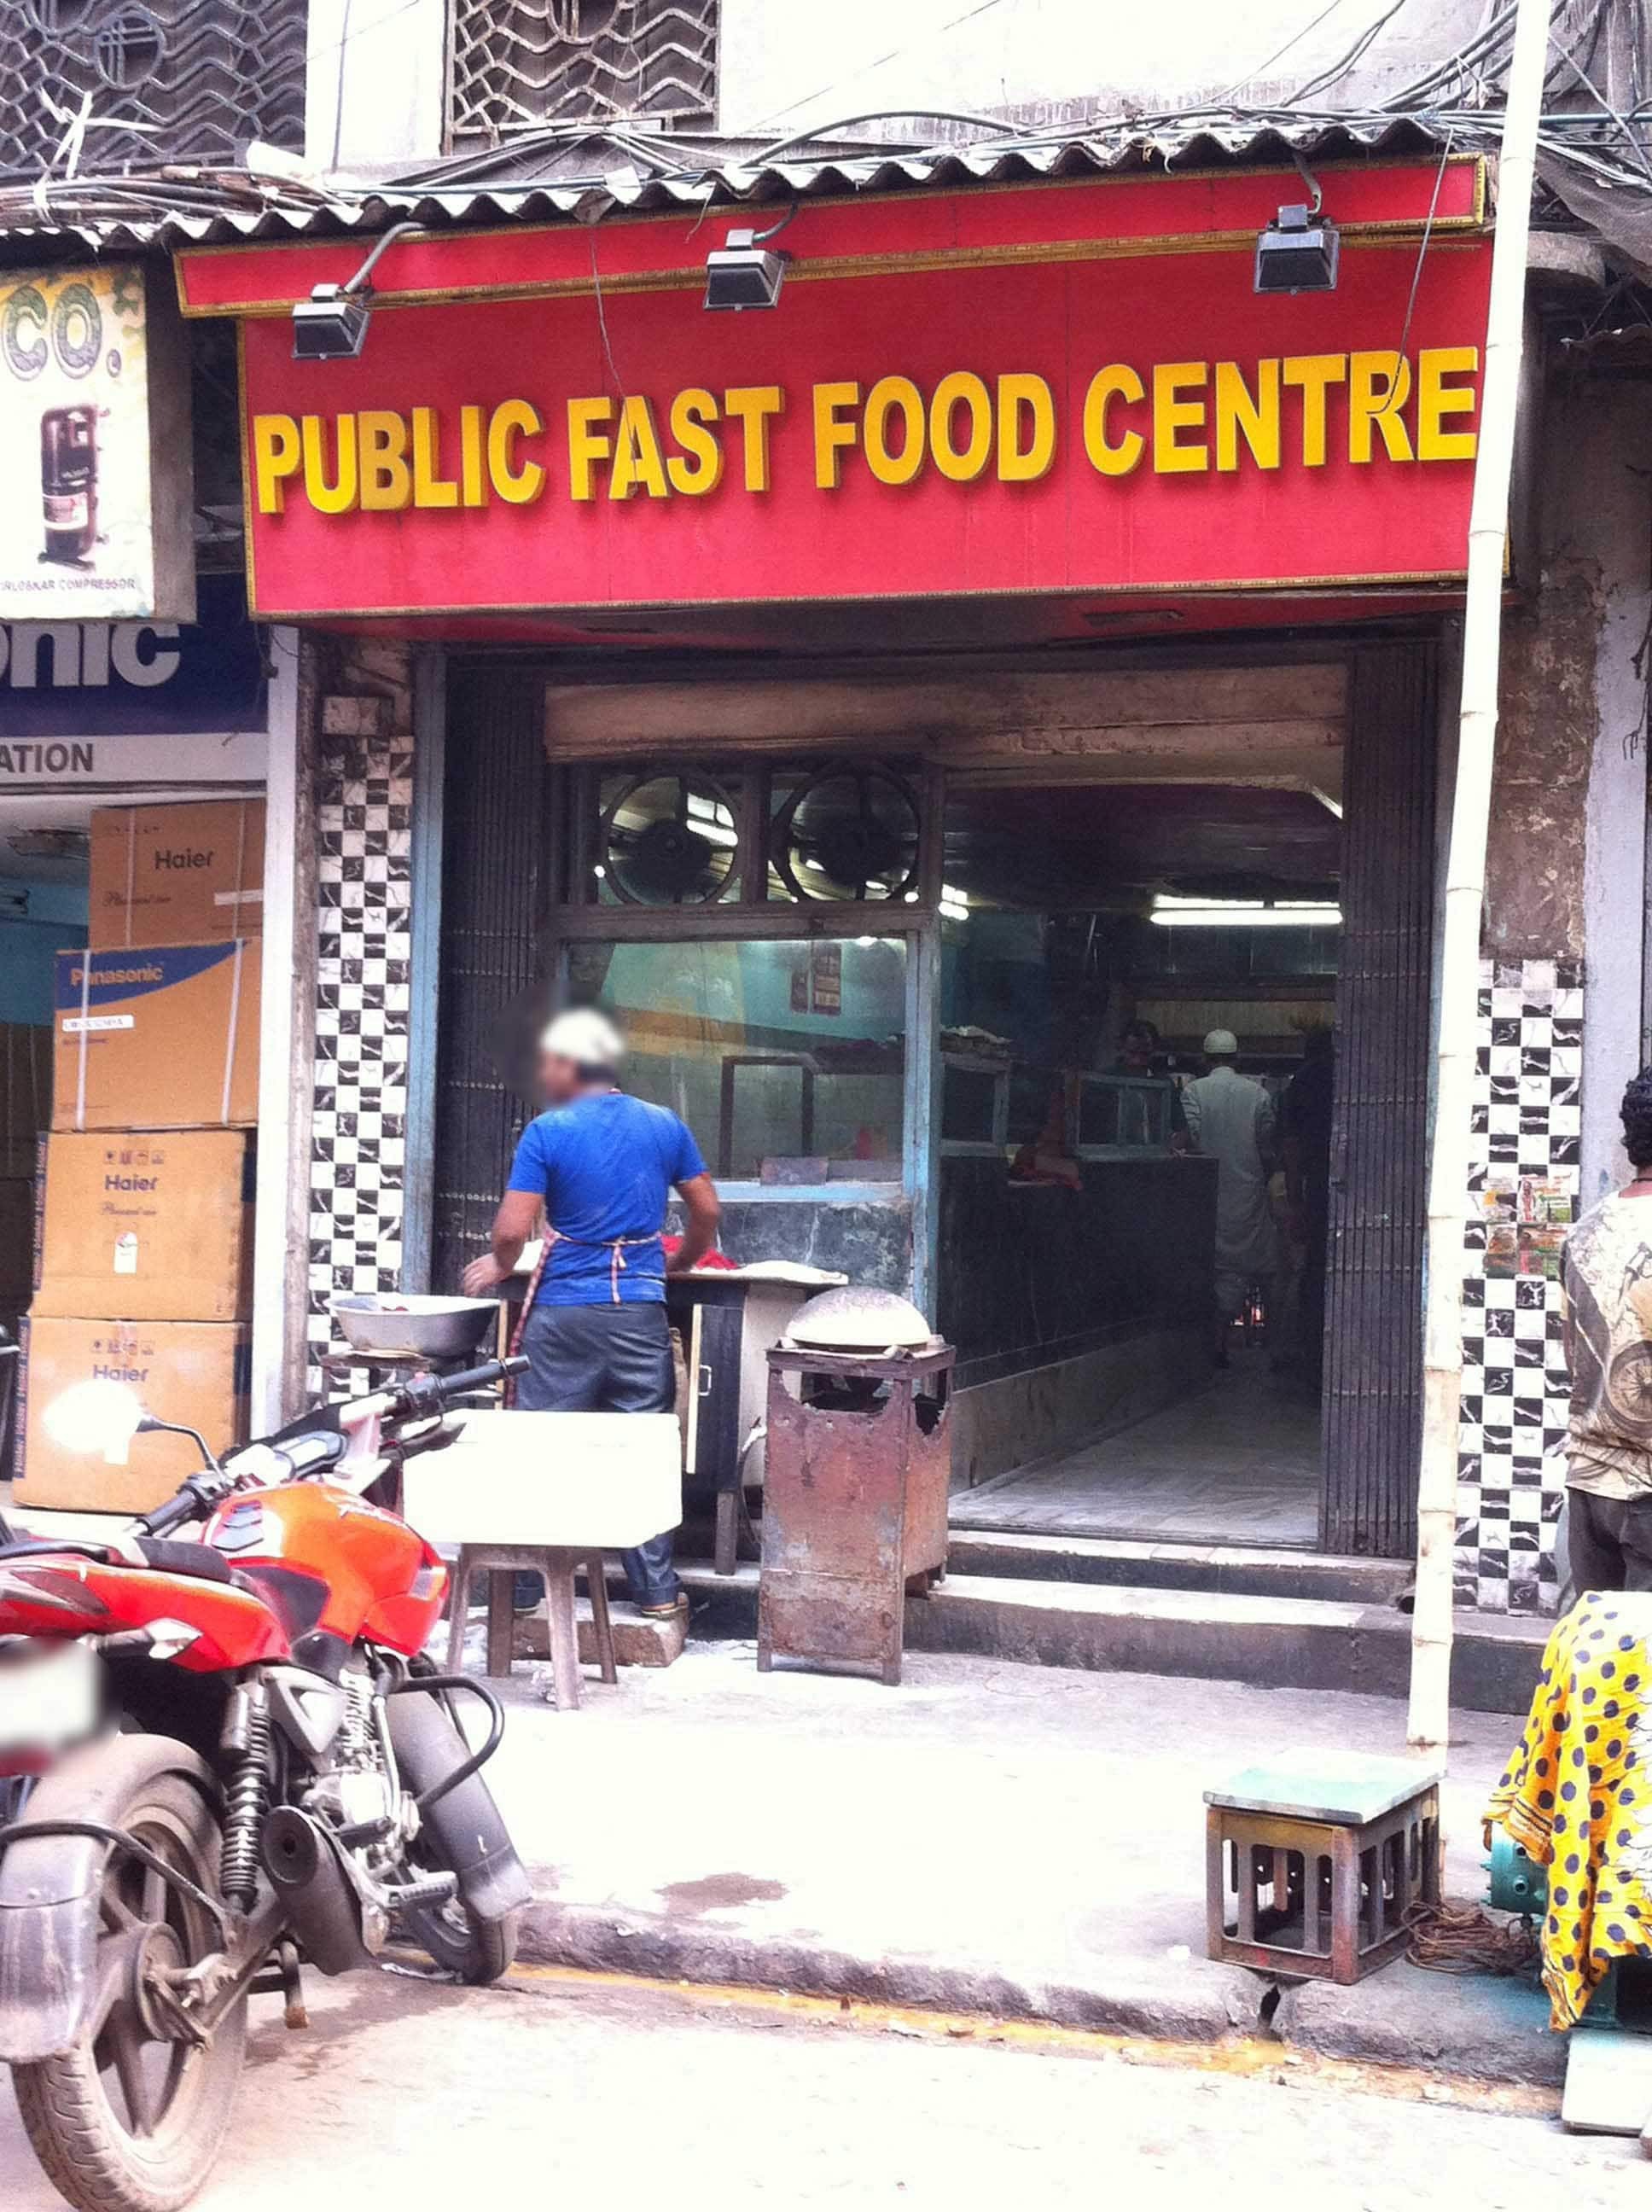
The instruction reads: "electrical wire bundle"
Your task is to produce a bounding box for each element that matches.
[0,0,1649,254]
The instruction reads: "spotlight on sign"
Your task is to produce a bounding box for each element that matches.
[1254,197,1340,295]
[292,286,371,362]
[705,205,796,311]
[292,221,421,361]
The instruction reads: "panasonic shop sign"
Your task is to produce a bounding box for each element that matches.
[0,575,266,785]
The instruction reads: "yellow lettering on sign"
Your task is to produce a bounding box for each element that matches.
[459,405,488,508]
[301,415,359,515]
[411,406,459,507]
[252,414,300,515]
[666,388,724,497]
[609,395,670,500]
[488,401,546,504]
[724,387,784,493]
[1348,352,1414,464]
[929,371,992,484]
[567,398,614,502]
[1416,346,1479,461]
[1283,356,1347,469]
[1152,363,1208,474]
[358,411,411,512]
[813,381,861,490]
[1214,360,1281,472]
[1082,366,1145,477]
[998,373,1056,482]
[864,376,926,486]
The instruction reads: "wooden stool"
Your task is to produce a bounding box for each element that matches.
[445,1545,618,1711]
[1205,1754,1443,1985]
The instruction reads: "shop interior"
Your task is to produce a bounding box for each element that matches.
[936,774,1341,1549]
[545,745,1343,1553]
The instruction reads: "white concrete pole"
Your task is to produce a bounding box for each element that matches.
[1408,0,1556,1753]
[251,628,307,1431]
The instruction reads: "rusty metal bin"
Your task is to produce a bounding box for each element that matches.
[758,1339,953,1685]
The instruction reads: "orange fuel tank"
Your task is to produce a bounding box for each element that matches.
[203,1483,450,1658]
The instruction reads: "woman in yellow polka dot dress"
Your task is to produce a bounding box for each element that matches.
[1486,1594,1652,2028]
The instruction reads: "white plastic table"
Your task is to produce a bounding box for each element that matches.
[403,1411,683,1709]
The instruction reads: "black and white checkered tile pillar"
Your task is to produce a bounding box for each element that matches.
[1457,957,1582,1615]
[306,726,414,1393]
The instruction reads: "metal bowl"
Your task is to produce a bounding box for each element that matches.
[783,1286,934,1353]
[330,1294,498,1359]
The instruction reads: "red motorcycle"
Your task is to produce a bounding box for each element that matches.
[0,1356,532,2212]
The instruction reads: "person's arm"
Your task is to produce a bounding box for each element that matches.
[461,1121,550,1295]
[667,1173,722,1276]
[1181,1084,1202,1155]
[1257,1089,1280,1176]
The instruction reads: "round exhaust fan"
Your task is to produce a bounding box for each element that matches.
[775,764,922,904]
[600,771,738,906]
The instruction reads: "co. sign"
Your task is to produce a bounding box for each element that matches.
[2,276,106,383]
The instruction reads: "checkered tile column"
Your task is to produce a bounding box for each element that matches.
[305,730,414,1393]
[1457,957,1582,1615]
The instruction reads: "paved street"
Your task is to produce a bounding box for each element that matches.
[3,1961,1648,2212]
[463,1639,1552,2077]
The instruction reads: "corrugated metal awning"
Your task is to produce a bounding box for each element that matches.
[0,113,1460,253]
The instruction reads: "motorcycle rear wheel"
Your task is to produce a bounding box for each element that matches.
[12,1749,247,2212]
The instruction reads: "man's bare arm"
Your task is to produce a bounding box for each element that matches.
[461,1190,542,1295]
[666,1173,722,1276]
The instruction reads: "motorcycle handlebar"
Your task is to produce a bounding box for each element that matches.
[138,1478,219,1539]
[377,1355,526,1425]
[132,1357,526,1533]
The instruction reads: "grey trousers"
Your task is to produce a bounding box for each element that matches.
[517,1302,682,1608]
[1567,1486,1652,1598]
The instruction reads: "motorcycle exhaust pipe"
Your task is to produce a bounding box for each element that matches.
[261,1807,375,1976]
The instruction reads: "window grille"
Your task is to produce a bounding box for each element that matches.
[448,0,718,143]
[0,0,306,174]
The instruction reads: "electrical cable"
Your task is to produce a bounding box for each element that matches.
[1402,1899,1539,1975]
[1545,14,1652,179]
[1219,0,1360,102]
[1289,0,1413,103]
[738,0,1023,137]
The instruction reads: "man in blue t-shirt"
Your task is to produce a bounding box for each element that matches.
[462,1008,721,1615]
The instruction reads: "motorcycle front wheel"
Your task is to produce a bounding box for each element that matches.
[12,1742,247,2212]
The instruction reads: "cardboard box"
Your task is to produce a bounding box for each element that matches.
[16,1315,251,1514]
[90,800,265,947]
[34,1132,254,1322]
[53,942,260,1132]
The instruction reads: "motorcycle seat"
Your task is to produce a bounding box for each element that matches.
[0,1537,113,1565]
[134,1538,238,1586]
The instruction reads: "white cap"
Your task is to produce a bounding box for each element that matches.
[1203,1028,1239,1057]
[540,1009,625,1067]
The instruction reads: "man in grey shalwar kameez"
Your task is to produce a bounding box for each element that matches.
[1181,1028,1280,1361]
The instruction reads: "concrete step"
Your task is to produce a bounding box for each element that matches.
[944,1527,1411,1607]
[678,1563,1548,1714]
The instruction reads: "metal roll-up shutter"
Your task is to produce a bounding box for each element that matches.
[1320,641,1439,1557]
[431,663,556,1293]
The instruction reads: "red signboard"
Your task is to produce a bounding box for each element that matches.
[184,162,1493,621]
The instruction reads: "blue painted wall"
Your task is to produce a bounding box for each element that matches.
[0,875,89,1026]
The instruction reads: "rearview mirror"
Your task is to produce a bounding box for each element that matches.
[44,1380,150,1464]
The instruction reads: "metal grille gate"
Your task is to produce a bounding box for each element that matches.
[431,663,556,1294]
[0,1,305,172]
[1320,642,1439,1557]
[447,0,718,143]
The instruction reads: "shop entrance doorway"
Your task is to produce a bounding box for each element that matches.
[939,778,1337,1547]
[943,646,1435,1557]
[433,640,1437,1563]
